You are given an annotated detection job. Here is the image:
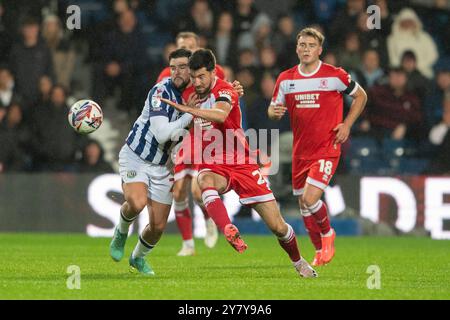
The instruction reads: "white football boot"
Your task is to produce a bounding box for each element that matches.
[204,218,219,248]
[295,257,318,278]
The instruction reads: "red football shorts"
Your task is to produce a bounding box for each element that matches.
[174,162,199,181]
[292,156,340,195]
[198,164,275,206]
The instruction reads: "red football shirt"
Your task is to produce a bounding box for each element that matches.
[157,64,226,83]
[272,61,357,160]
[182,78,252,166]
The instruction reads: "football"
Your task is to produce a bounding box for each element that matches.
[68,99,103,134]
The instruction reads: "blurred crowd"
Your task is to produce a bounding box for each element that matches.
[0,0,449,175]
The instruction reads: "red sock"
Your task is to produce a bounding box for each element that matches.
[201,188,231,233]
[302,213,322,250]
[277,224,301,263]
[174,200,193,241]
[308,200,331,235]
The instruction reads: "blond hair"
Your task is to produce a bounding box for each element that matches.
[296,27,325,46]
[175,32,199,44]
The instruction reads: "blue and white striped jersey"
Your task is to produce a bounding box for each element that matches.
[126,78,183,165]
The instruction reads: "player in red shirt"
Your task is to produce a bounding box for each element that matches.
[157,32,225,82]
[268,28,367,266]
[158,32,226,256]
[161,49,317,278]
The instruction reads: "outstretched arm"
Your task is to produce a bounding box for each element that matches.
[149,113,193,144]
[160,98,232,124]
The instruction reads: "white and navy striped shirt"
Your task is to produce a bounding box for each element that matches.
[126,78,183,165]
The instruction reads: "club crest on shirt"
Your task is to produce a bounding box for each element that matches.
[127,170,137,179]
[319,79,328,89]
[151,87,164,111]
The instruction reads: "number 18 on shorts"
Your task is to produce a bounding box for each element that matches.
[292,157,340,195]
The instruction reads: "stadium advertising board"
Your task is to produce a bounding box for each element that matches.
[0,174,449,239]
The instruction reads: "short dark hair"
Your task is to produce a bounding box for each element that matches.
[389,66,406,74]
[169,48,192,61]
[22,16,40,27]
[401,50,416,62]
[189,49,216,72]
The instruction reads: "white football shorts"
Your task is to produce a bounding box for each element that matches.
[118,145,173,205]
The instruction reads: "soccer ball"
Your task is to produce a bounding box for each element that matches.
[68,99,103,134]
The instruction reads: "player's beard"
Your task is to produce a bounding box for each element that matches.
[173,77,189,91]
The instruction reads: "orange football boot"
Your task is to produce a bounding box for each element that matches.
[311,251,324,267]
[321,228,336,264]
[224,224,248,253]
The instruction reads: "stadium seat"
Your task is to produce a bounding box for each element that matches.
[396,158,430,175]
[348,157,390,175]
[348,137,379,158]
[382,138,418,158]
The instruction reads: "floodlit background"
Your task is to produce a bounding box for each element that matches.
[0,0,449,238]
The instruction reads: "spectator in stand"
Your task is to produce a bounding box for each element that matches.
[9,17,53,106]
[401,50,431,103]
[233,0,260,36]
[210,12,238,67]
[94,9,147,116]
[77,140,114,173]
[428,93,450,173]
[30,85,84,171]
[355,10,390,69]
[337,31,362,72]
[237,48,258,70]
[236,67,258,109]
[176,0,214,39]
[330,0,366,48]
[425,63,450,126]
[359,49,384,89]
[387,8,439,79]
[258,45,280,80]
[222,65,235,82]
[162,43,177,65]
[323,51,338,66]
[0,3,13,65]
[233,0,272,50]
[35,75,53,108]
[272,14,297,70]
[0,103,30,172]
[373,0,393,36]
[248,72,290,134]
[362,67,422,142]
[41,15,76,89]
[0,67,21,110]
[251,13,273,51]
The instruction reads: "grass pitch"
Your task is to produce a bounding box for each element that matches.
[0,233,449,300]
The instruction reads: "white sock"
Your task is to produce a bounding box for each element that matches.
[322,229,333,237]
[132,236,154,259]
[278,224,294,243]
[183,239,195,248]
[118,207,136,234]
[174,198,189,211]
